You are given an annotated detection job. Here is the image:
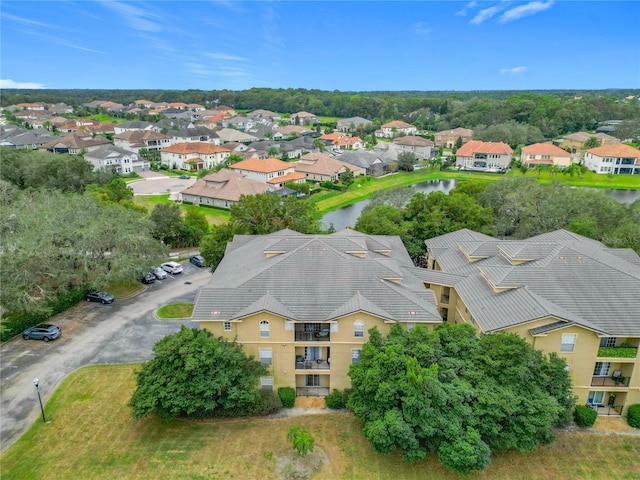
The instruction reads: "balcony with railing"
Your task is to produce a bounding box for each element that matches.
[295,358,330,370]
[590,375,630,387]
[296,387,330,397]
[294,323,331,342]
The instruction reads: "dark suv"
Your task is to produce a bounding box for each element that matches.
[23,324,62,342]
[141,272,156,284]
[86,291,115,304]
[189,255,205,267]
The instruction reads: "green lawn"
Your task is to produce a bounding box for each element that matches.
[133,194,230,225]
[1,365,638,480]
[156,302,194,319]
[89,114,126,123]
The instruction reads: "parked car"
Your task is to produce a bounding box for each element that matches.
[23,324,62,342]
[86,290,115,304]
[179,174,190,179]
[141,272,156,284]
[189,255,205,267]
[161,261,183,274]
[153,267,168,280]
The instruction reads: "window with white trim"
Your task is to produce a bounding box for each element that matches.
[561,333,577,352]
[599,337,617,348]
[259,349,272,366]
[354,321,364,338]
[593,362,610,376]
[224,322,231,331]
[260,320,270,337]
[260,376,273,391]
[352,349,361,364]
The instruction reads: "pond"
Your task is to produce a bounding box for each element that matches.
[321,180,640,231]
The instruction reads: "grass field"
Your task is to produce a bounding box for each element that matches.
[2,365,638,480]
[156,302,194,319]
[132,194,230,225]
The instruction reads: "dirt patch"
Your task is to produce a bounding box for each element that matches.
[275,446,329,480]
[593,416,638,433]
[295,397,326,409]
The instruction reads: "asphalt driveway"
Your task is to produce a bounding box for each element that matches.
[0,262,212,453]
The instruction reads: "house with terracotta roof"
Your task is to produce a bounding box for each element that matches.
[434,127,474,148]
[318,132,364,151]
[375,121,417,138]
[134,100,155,108]
[181,169,269,208]
[39,132,111,154]
[290,111,318,125]
[294,153,364,183]
[422,228,640,415]
[393,136,435,159]
[166,102,189,109]
[161,142,232,171]
[520,143,573,168]
[455,140,513,172]
[276,125,312,137]
[584,144,640,175]
[114,130,171,153]
[556,132,620,156]
[229,158,305,189]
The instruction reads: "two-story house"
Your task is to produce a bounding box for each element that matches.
[434,127,474,148]
[160,142,232,171]
[337,116,373,133]
[114,130,171,153]
[84,144,150,174]
[583,144,640,175]
[455,140,513,171]
[181,169,268,208]
[40,132,111,154]
[520,143,573,168]
[193,229,442,397]
[375,121,418,138]
[393,135,435,159]
[295,153,364,182]
[229,157,305,189]
[290,111,318,125]
[421,228,640,416]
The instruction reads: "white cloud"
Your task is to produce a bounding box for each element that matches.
[456,1,477,16]
[412,22,431,35]
[500,66,527,74]
[470,5,502,25]
[499,1,554,23]
[203,52,247,62]
[2,13,72,31]
[0,79,46,89]
[98,0,162,32]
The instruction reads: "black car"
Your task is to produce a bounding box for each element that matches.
[86,290,115,304]
[141,272,156,284]
[23,324,62,342]
[179,174,190,179]
[189,255,205,267]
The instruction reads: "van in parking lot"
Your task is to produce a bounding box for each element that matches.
[161,261,183,274]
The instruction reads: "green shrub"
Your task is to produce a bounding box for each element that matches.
[278,387,296,408]
[574,405,598,427]
[627,404,640,428]
[325,389,345,409]
[211,391,282,418]
[342,388,353,407]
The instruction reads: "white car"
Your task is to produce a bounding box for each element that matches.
[161,261,183,274]
[153,267,168,280]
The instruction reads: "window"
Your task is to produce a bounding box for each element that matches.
[587,391,605,406]
[259,349,272,366]
[593,362,610,376]
[599,337,617,348]
[561,334,577,352]
[224,321,231,331]
[352,349,361,364]
[407,323,415,331]
[260,377,273,391]
[305,374,321,387]
[440,286,450,304]
[260,320,270,337]
[470,315,475,325]
[354,321,364,338]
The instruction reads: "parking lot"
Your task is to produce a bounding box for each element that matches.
[0,261,211,453]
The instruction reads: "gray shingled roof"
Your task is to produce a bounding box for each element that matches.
[425,229,640,335]
[193,231,441,323]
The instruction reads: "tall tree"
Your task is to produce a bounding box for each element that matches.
[583,136,601,149]
[397,151,416,172]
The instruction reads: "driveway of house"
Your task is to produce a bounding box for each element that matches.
[0,263,212,453]
[129,174,195,199]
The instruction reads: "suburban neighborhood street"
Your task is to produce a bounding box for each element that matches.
[0,263,212,453]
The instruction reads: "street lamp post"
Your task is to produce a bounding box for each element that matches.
[33,378,46,423]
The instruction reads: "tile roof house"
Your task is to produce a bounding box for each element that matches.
[393,135,435,159]
[160,142,232,171]
[319,133,364,151]
[229,157,305,188]
[295,153,364,182]
[434,127,474,148]
[0,127,54,149]
[290,111,318,125]
[114,130,171,153]
[215,128,259,144]
[455,140,513,172]
[520,143,573,168]
[40,132,111,154]
[276,125,312,137]
[180,169,269,208]
[375,121,417,138]
[556,132,620,156]
[113,121,154,135]
[337,150,388,177]
[193,229,442,396]
[422,228,640,415]
[248,109,281,121]
[583,144,640,175]
[168,126,220,146]
[337,116,373,133]
[84,144,150,174]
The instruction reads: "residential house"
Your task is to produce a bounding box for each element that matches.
[282,135,320,158]
[168,126,220,146]
[393,136,434,159]
[0,127,54,149]
[290,111,318,125]
[229,157,305,189]
[434,127,474,148]
[193,229,442,396]
[40,132,111,154]
[215,128,259,144]
[455,140,513,171]
[337,116,373,133]
[114,130,171,153]
[113,121,154,135]
[276,125,312,137]
[520,143,573,168]
[319,133,364,151]
[248,109,281,122]
[134,99,155,108]
[181,169,269,208]
[295,153,364,183]
[84,144,150,174]
[583,144,640,175]
[222,115,253,130]
[556,132,620,157]
[375,121,417,138]
[212,105,237,116]
[422,228,640,416]
[337,150,388,177]
[152,118,191,133]
[160,142,232,171]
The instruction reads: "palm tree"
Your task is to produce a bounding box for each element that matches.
[312,138,326,152]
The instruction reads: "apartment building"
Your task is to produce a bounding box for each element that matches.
[421,228,640,416]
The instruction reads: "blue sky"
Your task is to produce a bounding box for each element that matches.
[1,1,638,91]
